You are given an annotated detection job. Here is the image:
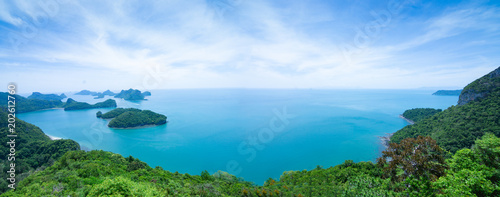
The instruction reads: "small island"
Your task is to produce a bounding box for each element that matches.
[64,98,117,111]
[96,108,167,128]
[114,89,151,100]
[432,90,462,96]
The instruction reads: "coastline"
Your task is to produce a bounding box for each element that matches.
[378,133,393,149]
[398,114,415,125]
[379,115,415,149]
[109,122,167,130]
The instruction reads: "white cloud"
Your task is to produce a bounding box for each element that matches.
[0,0,499,93]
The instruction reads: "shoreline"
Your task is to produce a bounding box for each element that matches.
[378,115,415,149]
[398,114,415,125]
[109,122,167,130]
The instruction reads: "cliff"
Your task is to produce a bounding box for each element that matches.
[458,66,500,105]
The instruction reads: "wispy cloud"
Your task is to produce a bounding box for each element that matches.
[0,0,499,93]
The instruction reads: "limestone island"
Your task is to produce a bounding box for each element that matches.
[96,108,167,129]
[114,89,151,100]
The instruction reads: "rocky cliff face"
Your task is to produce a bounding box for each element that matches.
[458,66,500,105]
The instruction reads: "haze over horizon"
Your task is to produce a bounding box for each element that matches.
[1,0,499,93]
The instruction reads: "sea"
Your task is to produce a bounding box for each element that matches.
[17,89,458,184]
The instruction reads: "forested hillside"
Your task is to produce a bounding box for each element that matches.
[391,66,500,153]
[0,109,80,194]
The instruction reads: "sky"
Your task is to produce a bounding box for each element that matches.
[0,0,499,93]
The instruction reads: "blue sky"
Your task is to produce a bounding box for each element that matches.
[0,0,499,93]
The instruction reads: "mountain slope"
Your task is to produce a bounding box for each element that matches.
[391,66,500,153]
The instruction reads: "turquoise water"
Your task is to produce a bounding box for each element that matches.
[17,89,458,184]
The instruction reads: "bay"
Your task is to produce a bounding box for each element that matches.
[17,89,458,184]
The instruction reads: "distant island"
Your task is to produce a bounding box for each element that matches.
[75,89,151,100]
[114,89,151,100]
[75,89,117,99]
[64,98,117,111]
[74,90,99,96]
[96,108,166,128]
[432,90,462,96]
[28,92,67,101]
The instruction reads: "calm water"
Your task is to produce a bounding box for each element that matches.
[17,89,458,184]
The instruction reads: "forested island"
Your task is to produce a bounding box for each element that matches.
[27,92,67,101]
[114,89,151,100]
[64,98,117,111]
[432,90,462,96]
[96,108,167,128]
[2,67,500,196]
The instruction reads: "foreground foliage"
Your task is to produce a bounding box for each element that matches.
[3,134,499,196]
[0,109,80,194]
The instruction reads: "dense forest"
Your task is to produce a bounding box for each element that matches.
[402,108,442,123]
[1,67,499,196]
[97,108,167,128]
[63,98,117,111]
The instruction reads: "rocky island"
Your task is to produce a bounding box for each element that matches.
[96,108,167,128]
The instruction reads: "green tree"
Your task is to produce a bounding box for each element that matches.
[377,136,447,193]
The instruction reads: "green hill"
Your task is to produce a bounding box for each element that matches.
[391,66,500,153]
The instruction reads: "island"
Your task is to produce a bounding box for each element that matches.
[114,88,150,100]
[96,108,167,128]
[64,98,117,111]
[432,90,462,96]
[27,92,67,101]
[74,90,99,96]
